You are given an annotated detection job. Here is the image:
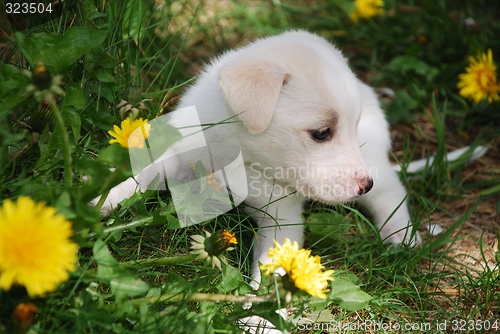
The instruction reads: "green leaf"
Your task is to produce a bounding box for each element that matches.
[191,303,217,334]
[386,89,421,123]
[96,70,115,83]
[145,287,162,298]
[329,278,373,311]
[97,144,132,175]
[299,307,334,324]
[110,277,150,303]
[307,298,329,312]
[87,48,119,69]
[385,55,439,82]
[128,121,182,173]
[165,213,181,229]
[307,212,350,245]
[87,10,108,21]
[36,118,75,172]
[115,0,148,40]
[93,239,120,281]
[0,64,31,112]
[87,82,116,103]
[480,183,500,197]
[54,190,77,219]
[61,82,83,143]
[62,82,85,111]
[218,265,243,293]
[73,158,128,202]
[164,272,191,294]
[15,27,107,74]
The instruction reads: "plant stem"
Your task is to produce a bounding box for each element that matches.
[102,290,275,312]
[47,94,72,187]
[84,253,199,277]
[81,215,157,239]
[94,189,110,213]
[121,253,199,268]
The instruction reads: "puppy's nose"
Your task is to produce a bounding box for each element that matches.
[358,177,373,195]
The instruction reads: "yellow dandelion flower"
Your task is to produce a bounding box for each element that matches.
[260,239,335,299]
[350,0,384,22]
[221,229,238,246]
[108,117,151,148]
[0,197,78,297]
[457,49,500,103]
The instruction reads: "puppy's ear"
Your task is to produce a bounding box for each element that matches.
[219,61,289,133]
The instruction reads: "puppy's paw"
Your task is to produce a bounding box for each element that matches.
[242,293,256,310]
[90,177,140,216]
[238,313,285,334]
[382,229,422,246]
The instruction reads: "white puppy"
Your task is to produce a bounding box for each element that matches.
[93,30,421,331]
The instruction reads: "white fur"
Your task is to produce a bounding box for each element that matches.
[93,31,425,332]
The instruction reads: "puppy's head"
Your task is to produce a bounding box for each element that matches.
[218,31,373,204]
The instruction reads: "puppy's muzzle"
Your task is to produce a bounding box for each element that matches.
[358,177,374,195]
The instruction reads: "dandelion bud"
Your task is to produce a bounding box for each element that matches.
[11,302,38,330]
[190,230,237,270]
[124,86,143,106]
[32,63,52,90]
[204,229,238,257]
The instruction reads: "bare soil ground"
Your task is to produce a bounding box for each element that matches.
[392,112,499,315]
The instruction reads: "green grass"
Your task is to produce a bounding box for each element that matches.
[1,0,500,333]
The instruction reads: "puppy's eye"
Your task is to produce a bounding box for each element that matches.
[310,127,331,142]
